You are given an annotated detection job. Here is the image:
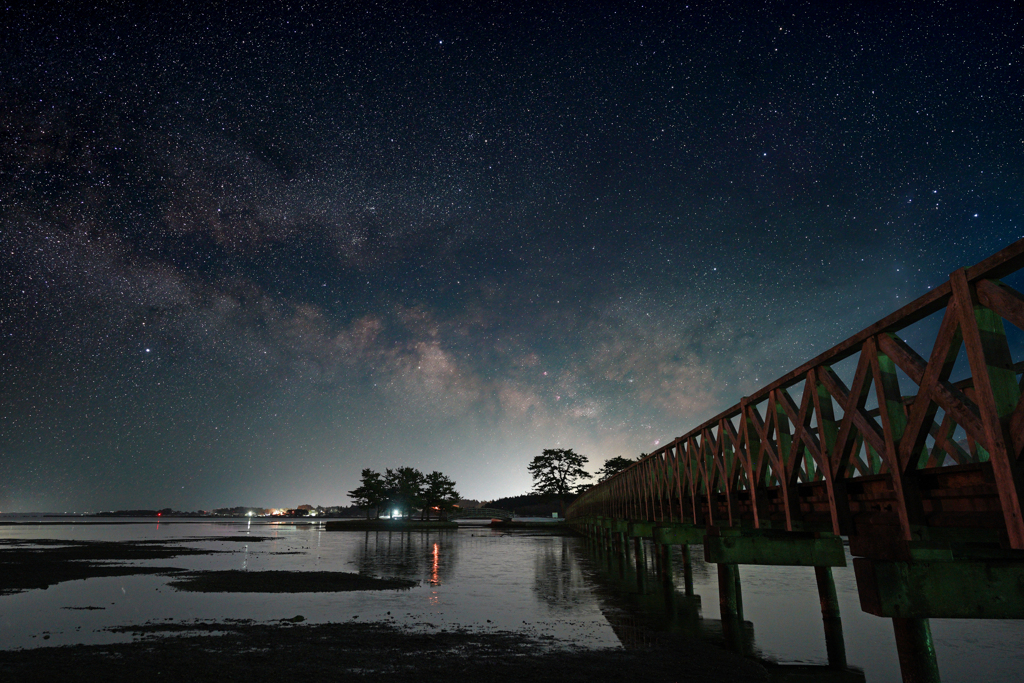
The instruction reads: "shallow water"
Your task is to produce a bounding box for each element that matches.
[0,518,618,653]
[1,518,1022,682]
[582,536,1024,682]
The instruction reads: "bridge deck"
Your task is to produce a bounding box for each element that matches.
[568,239,1024,682]
[570,238,1024,550]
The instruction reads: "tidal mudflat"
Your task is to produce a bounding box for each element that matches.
[0,518,767,683]
[166,569,417,592]
[12,517,1022,681]
[0,619,768,683]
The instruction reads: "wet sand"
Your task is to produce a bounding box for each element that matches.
[0,539,219,595]
[0,620,769,682]
[167,569,416,592]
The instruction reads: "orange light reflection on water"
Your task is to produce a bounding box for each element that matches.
[430,542,440,586]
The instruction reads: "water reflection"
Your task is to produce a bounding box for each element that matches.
[532,537,590,608]
[577,540,725,649]
[430,543,439,586]
[575,538,868,682]
[351,530,458,586]
[0,522,624,651]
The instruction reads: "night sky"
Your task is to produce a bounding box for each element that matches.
[2,2,1022,512]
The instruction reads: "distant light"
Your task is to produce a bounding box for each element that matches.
[974,214,979,217]
[145,348,151,353]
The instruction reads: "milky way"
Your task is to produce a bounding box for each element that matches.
[2,2,1022,510]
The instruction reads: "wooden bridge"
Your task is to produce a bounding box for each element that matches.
[449,507,514,520]
[568,239,1024,682]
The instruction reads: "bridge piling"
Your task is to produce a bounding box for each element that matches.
[681,544,694,596]
[892,617,940,683]
[717,562,746,653]
[815,565,847,669]
[717,562,743,621]
[633,536,646,591]
[657,542,672,588]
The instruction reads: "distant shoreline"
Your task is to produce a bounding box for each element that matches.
[0,514,572,529]
[325,519,459,531]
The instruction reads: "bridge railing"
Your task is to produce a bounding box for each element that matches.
[569,239,1024,549]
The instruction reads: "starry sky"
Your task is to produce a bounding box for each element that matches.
[2,2,1022,512]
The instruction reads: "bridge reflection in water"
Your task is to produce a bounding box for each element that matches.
[578,529,870,682]
[329,526,1016,679]
[570,240,1024,682]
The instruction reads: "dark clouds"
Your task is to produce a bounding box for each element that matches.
[1,2,1022,510]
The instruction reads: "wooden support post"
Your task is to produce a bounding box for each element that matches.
[618,533,628,579]
[717,562,743,620]
[814,566,847,669]
[658,542,672,587]
[718,562,745,652]
[681,544,694,596]
[892,617,940,683]
[617,536,627,580]
[632,536,645,592]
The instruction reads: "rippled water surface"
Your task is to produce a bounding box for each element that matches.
[2,518,1022,682]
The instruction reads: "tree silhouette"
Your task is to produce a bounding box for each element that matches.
[348,469,387,519]
[421,471,460,520]
[384,466,425,518]
[528,448,590,496]
[350,466,460,520]
[596,455,639,481]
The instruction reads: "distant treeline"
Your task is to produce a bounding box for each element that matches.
[92,506,368,518]
[95,509,181,517]
[484,493,578,516]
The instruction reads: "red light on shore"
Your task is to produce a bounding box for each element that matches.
[157,513,162,516]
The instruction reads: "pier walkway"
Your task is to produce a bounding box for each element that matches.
[568,239,1024,682]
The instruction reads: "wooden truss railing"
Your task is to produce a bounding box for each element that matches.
[569,239,1024,550]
